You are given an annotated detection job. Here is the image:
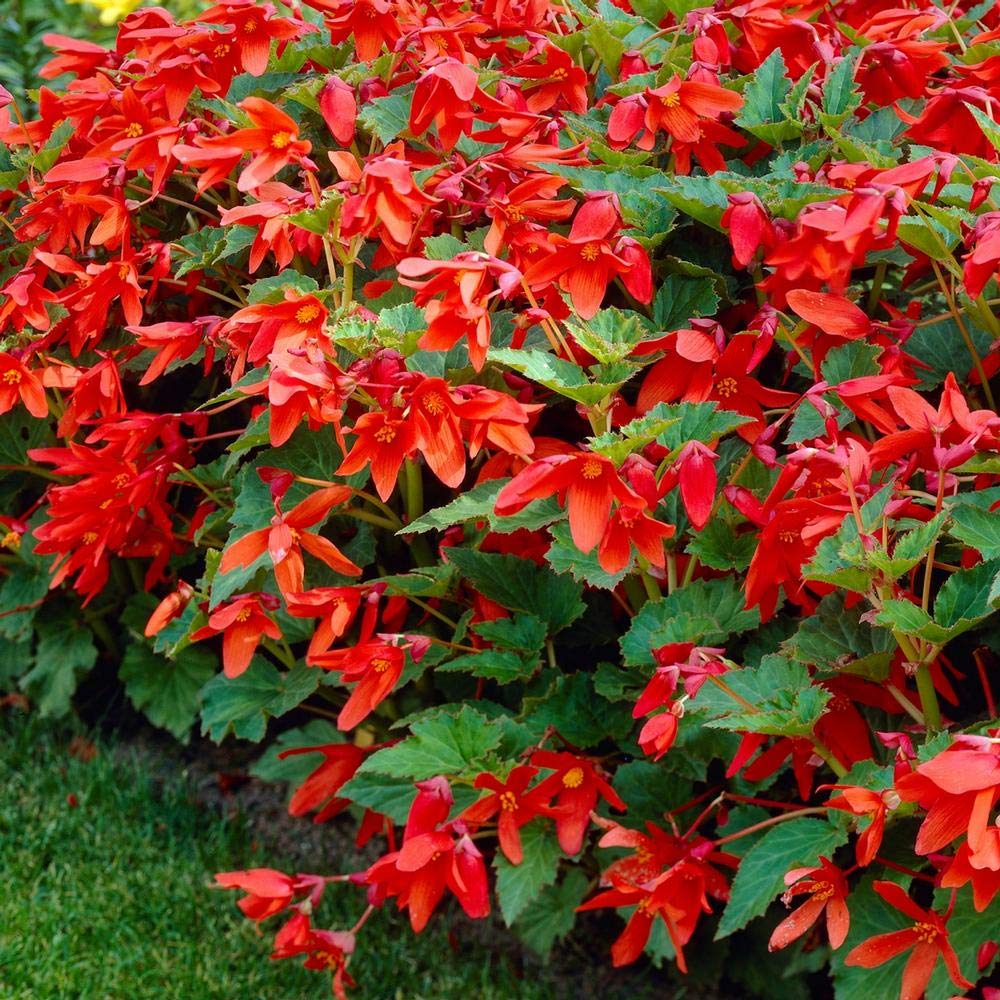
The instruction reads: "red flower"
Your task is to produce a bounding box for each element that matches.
[279,742,368,822]
[0,353,47,419]
[460,765,555,864]
[311,637,415,730]
[826,785,898,867]
[219,485,360,598]
[173,97,312,193]
[596,502,674,574]
[362,779,490,932]
[523,196,652,318]
[191,593,282,678]
[844,881,973,998]
[530,750,626,855]
[894,738,1000,856]
[768,858,850,952]
[215,868,300,921]
[495,451,642,554]
[336,408,418,502]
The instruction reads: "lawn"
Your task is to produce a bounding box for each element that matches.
[0,712,561,999]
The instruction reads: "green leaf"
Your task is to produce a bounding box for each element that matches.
[489,348,629,405]
[445,549,585,634]
[472,613,548,655]
[405,479,562,536]
[512,868,589,960]
[119,643,217,741]
[965,102,1000,158]
[0,560,50,641]
[545,521,629,589]
[715,818,848,938]
[566,308,650,364]
[250,720,343,783]
[783,593,894,679]
[357,89,413,143]
[652,274,721,329]
[951,505,1000,560]
[435,649,538,683]
[686,518,756,572]
[820,341,881,385]
[621,578,759,666]
[246,270,319,304]
[336,772,420,825]
[356,705,503,779]
[199,660,320,743]
[494,820,564,925]
[820,50,861,127]
[612,760,693,823]
[173,225,256,277]
[701,654,830,737]
[735,50,801,144]
[19,614,97,718]
[525,672,633,745]
[286,193,343,236]
[867,512,948,581]
[655,401,751,450]
[933,558,1000,632]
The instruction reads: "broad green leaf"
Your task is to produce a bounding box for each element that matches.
[199,659,320,742]
[336,772,420,825]
[621,578,759,666]
[612,760,693,823]
[933,558,1000,632]
[173,225,255,277]
[356,705,503,779]
[404,479,562,535]
[965,102,1000,158]
[655,401,751,450]
[119,642,217,741]
[545,521,630,589]
[435,649,538,683]
[489,348,629,405]
[525,672,634,745]
[357,89,413,143]
[783,593,894,679]
[246,270,320,304]
[867,512,948,581]
[567,308,651,364]
[950,506,1000,559]
[686,518,756,572]
[19,614,97,718]
[472,613,548,655]
[0,560,50,642]
[445,549,585,634]
[652,274,721,329]
[734,50,801,144]
[819,50,861,127]
[820,341,881,385]
[512,869,589,960]
[715,818,848,938]
[494,820,564,925]
[286,193,342,236]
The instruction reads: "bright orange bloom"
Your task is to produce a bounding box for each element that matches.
[844,881,973,998]
[0,353,47,419]
[495,451,643,554]
[311,638,407,730]
[219,486,360,597]
[173,97,312,193]
[769,858,850,952]
[191,594,282,678]
[336,409,418,502]
[279,742,368,822]
[215,868,300,921]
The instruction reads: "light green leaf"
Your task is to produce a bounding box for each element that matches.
[494,820,564,925]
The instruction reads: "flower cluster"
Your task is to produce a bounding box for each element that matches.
[3,0,1000,995]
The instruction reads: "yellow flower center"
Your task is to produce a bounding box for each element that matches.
[372,657,392,673]
[562,767,584,788]
[82,532,99,544]
[551,67,568,80]
[124,121,143,138]
[506,205,523,222]
[243,18,257,32]
[271,131,293,150]
[661,92,681,109]
[580,242,601,262]
[214,43,231,59]
[295,304,320,323]
[112,473,131,488]
[812,881,834,902]
[777,529,799,544]
[374,425,396,444]
[715,376,738,398]
[499,791,517,812]
[581,459,602,480]
[235,607,253,623]
[2,369,21,385]
[422,392,446,416]
[913,922,938,944]
[2,530,21,549]
[118,264,131,280]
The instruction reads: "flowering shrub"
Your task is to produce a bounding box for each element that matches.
[3,0,1000,995]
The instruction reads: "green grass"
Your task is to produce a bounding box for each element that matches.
[0,714,557,999]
